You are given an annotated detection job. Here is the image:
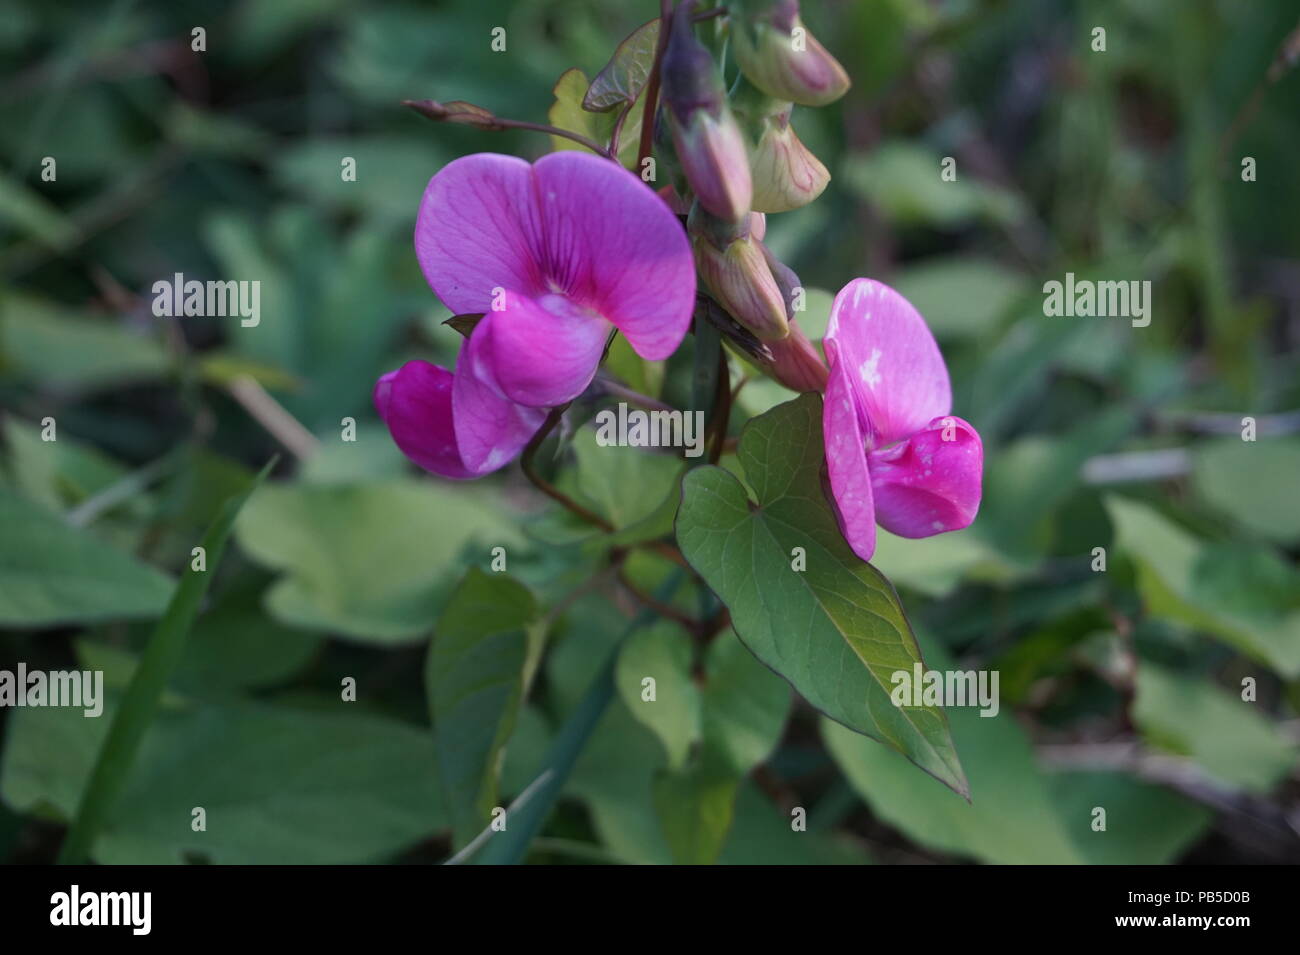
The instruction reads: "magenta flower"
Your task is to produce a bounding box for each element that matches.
[822,279,983,562]
[375,151,696,478]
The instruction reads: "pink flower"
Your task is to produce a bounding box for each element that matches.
[376,151,696,478]
[822,279,983,562]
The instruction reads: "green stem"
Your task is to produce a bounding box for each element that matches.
[468,572,684,865]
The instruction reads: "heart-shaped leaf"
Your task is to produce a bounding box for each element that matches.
[583,18,661,112]
[675,394,968,796]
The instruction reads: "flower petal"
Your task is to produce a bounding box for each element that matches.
[451,327,548,475]
[869,415,983,538]
[374,361,476,480]
[824,279,951,447]
[481,290,611,408]
[416,153,544,314]
[532,151,696,360]
[822,359,876,562]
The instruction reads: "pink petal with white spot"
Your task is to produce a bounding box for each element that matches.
[824,279,951,447]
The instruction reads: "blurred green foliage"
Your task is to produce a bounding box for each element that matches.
[1,0,1298,864]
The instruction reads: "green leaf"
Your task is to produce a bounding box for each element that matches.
[426,568,535,846]
[0,171,78,247]
[549,68,614,152]
[1134,664,1296,793]
[1,295,170,393]
[0,487,173,626]
[271,136,445,220]
[1192,437,1300,544]
[700,631,791,776]
[824,705,1084,864]
[547,68,645,170]
[841,141,1024,228]
[615,620,700,770]
[77,573,321,696]
[870,528,1010,599]
[572,426,684,533]
[652,757,738,865]
[1,414,128,513]
[603,333,664,398]
[57,461,272,863]
[980,407,1137,558]
[1106,495,1300,676]
[1051,772,1212,864]
[582,18,660,112]
[892,257,1027,340]
[676,394,968,796]
[717,782,869,865]
[2,697,443,863]
[235,481,519,644]
[645,633,792,865]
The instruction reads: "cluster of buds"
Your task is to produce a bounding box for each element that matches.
[657,0,846,392]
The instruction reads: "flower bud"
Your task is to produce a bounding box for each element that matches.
[761,318,828,392]
[755,243,828,391]
[652,106,691,201]
[731,0,850,107]
[689,203,789,342]
[660,4,752,222]
[733,81,829,213]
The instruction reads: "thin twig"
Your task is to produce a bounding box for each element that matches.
[227,375,320,461]
[66,450,182,527]
[595,375,677,413]
[520,405,614,532]
[404,100,613,158]
[616,564,702,634]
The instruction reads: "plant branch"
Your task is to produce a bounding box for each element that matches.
[594,374,677,414]
[404,99,613,158]
[520,405,615,532]
[616,563,702,634]
[637,1,675,169]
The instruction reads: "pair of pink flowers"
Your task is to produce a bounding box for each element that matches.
[375,151,982,560]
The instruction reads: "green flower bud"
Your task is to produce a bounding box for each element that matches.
[731,0,850,107]
[689,203,789,342]
[732,81,829,213]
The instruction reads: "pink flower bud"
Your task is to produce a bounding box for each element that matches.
[731,0,850,107]
[669,107,753,222]
[661,3,753,222]
[761,319,828,392]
